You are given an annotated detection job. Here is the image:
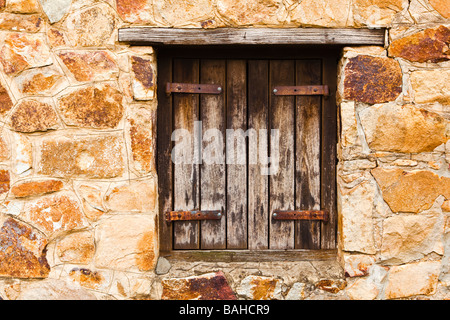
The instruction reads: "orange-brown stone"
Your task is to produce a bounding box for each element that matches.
[58,85,123,129]
[47,28,67,48]
[11,180,63,198]
[128,108,155,174]
[0,169,9,194]
[58,51,118,82]
[0,13,42,32]
[161,271,237,300]
[343,55,402,104]
[23,193,88,237]
[0,82,13,115]
[38,135,125,179]
[57,232,95,264]
[429,0,450,18]
[10,100,59,133]
[389,26,450,63]
[69,268,104,290]
[131,55,155,100]
[371,168,450,213]
[0,33,52,76]
[117,0,151,22]
[15,67,65,95]
[0,217,50,278]
[6,0,40,13]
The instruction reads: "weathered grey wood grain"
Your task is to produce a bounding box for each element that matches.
[248,60,269,250]
[269,60,295,250]
[200,59,227,249]
[119,27,385,46]
[226,60,248,249]
[173,58,200,250]
[295,60,322,249]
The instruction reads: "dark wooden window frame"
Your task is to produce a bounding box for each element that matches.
[119,28,386,262]
[156,46,338,261]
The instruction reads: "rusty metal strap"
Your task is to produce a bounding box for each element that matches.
[166,82,223,94]
[273,85,329,96]
[272,210,329,222]
[165,210,222,222]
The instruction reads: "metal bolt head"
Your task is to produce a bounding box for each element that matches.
[217,87,222,92]
[273,89,278,94]
[273,212,277,218]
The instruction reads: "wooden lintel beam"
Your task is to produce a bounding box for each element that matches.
[118,27,385,46]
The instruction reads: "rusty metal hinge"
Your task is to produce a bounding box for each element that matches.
[165,210,223,222]
[166,82,223,94]
[272,210,329,222]
[272,85,329,96]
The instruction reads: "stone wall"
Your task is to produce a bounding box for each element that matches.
[0,0,449,300]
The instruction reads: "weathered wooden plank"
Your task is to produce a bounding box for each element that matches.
[200,59,227,249]
[119,28,385,46]
[157,56,173,252]
[269,60,295,250]
[226,60,248,249]
[163,249,338,263]
[173,58,200,250]
[295,60,322,249]
[248,60,269,250]
[321,57,338,249]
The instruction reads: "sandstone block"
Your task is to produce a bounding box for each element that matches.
[56,231,95,264]
[154,0,215,27]
[339,179,377,254]
[0,169,9,194]
[353,0,405,27]
[0,13,42,32]
[40,0,71,23]
[105,179,157,213]
[65,4,116,47]
[389,26,450,62]
[343,254,376,277]
[17,279,97,300]
[385,261,440,299]
[127,107,155,174]
[10,100,60,133]
[0,33,52,76]
[290,0,353,27]
[236,275,282,300]
[0,216,50,278]
[94,215,158,272]
[38,134,125,179]
[216,0,284,26]
[11,65,67,96]
[359,104,448,153]
[57,50,118,82]
[6,0,40,13]
[47,27,67,48]
[0,81,13,115]
[131,55,155,100]
[76,184,107,221]
[57,84,123,129]
[11,180,63,198]
[68,268,105,291]
[410,69,450,105]
[116,0,155,24]
[381,214,444,264]
[343,55,402,104]
[429,0,450,18]
[162,271,236,300]
[12,133,32,176]
[22,192,89,237]
[345,278,378,300]
[371,168,450,213]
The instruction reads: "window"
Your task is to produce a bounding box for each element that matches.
[157,46,338,254]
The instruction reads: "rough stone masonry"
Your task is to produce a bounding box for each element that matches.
[0,0,449,300]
